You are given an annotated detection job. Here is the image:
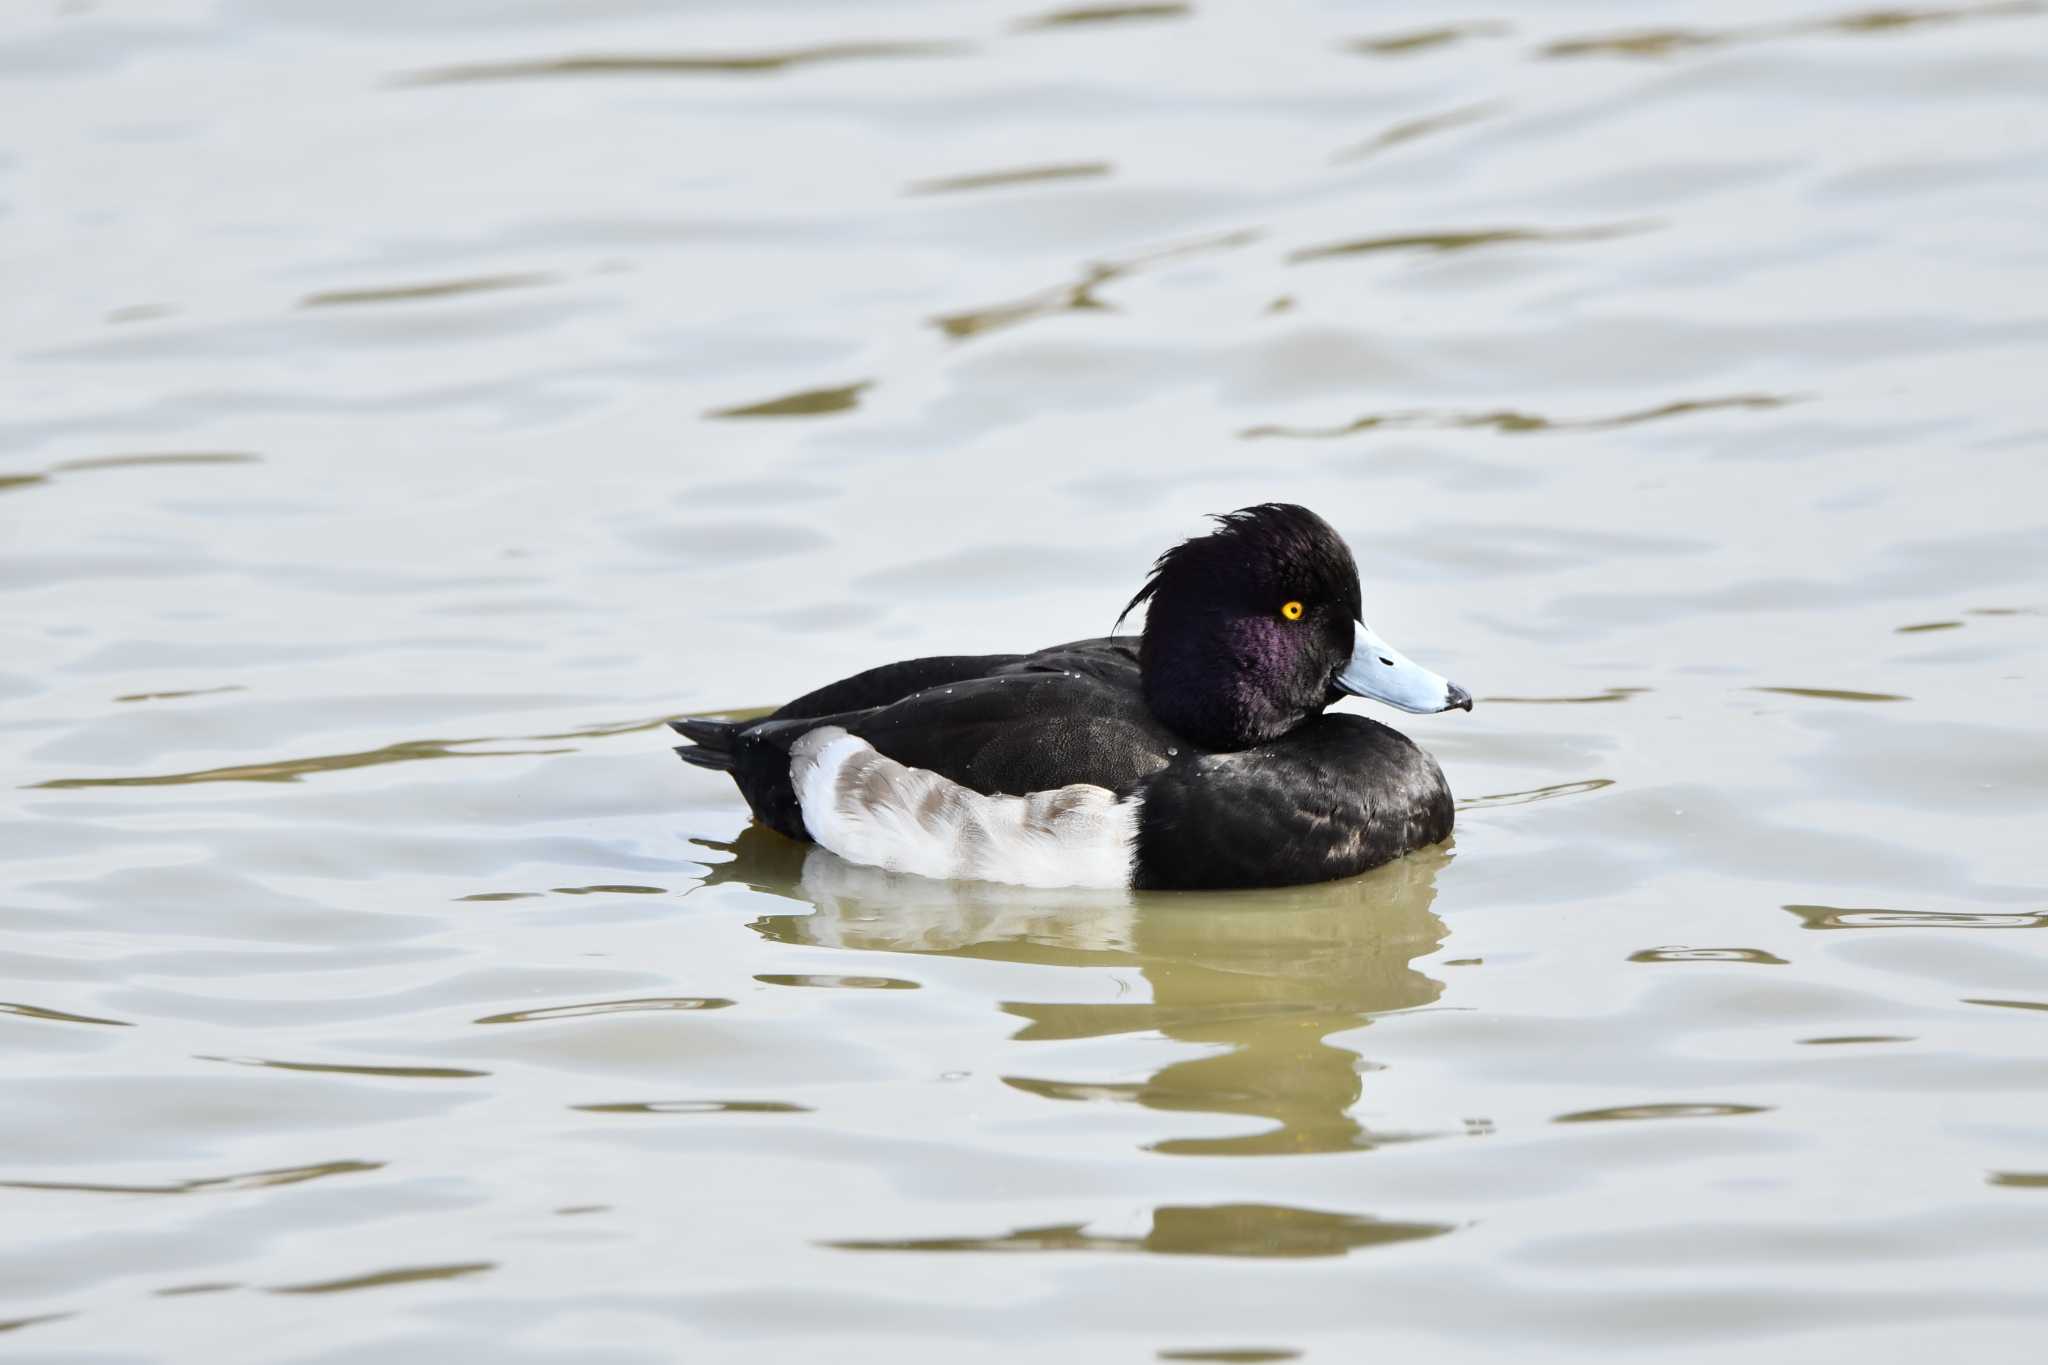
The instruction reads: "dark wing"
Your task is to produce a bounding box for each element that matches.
[672,651,1031,793]
[1132,713,1453,890]
[772,653,1028,720]
[991,635,1142,689]
[853,668,1176,797]
[672,634,1158,838]
[769,636,1140,719]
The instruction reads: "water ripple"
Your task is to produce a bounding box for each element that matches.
[1244,395,1792,440]
[755,973,920,990]
[401,42,965,85]
[197,1055,490,1080]
[0,1313,74,1335]
[1459,778,1615,811]
[1286,222,1651,264]
[1332,101,1508,163]
[1785,905,2048,930]
[1628,947,1790,965]
[114,685,246,704]
[1753,686,1909,702]
[474,997,734,1025]
[0,1159,380,1197]
[706,382,871,420]
[1015,4,1191,30]
[27,737,575,789]
[1553,1103,1770,1123]
[1344,22,1512,56]
[934,228,1258,341]
[300,273,552,308]
[0,451,258,496]
[1483,688,1648,705]
[25,712,686,789]
[909,162,1111,195]
[1541,2,2045,59]
[0,1001,133,1028]
[269,1261,493,1295]
[572,1099,810,1115]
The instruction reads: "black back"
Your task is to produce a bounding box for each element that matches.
[764,638,1173,801]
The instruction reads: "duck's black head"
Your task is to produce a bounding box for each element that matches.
[1120,503,1470,751]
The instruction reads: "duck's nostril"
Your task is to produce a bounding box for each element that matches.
[1379,657,1393,666]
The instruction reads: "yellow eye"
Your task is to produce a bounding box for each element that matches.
[1280,600,1305,621]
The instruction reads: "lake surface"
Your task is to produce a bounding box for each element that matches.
[3,1,2046,1359]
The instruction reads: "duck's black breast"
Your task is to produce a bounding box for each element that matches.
[1130,713,1453,891]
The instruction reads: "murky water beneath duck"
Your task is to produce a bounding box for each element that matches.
[2,1,2045,1360]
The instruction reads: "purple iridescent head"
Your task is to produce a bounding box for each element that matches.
[1118,503,1470,751]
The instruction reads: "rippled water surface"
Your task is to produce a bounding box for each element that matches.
[4,1,2047,1359]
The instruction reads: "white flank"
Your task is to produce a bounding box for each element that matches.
[789,726,1138,889]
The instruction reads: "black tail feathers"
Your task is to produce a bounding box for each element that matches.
[670,717,741,772]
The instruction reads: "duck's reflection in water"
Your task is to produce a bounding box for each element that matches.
[826,1201,1450,1258]
[704,827,1450,1157]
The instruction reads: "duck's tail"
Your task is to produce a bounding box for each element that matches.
[669,717,741,772]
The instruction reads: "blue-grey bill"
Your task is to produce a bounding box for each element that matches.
[1336,621,1472,714]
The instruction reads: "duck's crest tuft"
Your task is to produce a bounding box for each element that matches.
[1115,502,1356,630]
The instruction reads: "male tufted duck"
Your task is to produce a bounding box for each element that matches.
[673,503,1470,890]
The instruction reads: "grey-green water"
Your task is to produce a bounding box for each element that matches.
[3,1,2046,1360]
